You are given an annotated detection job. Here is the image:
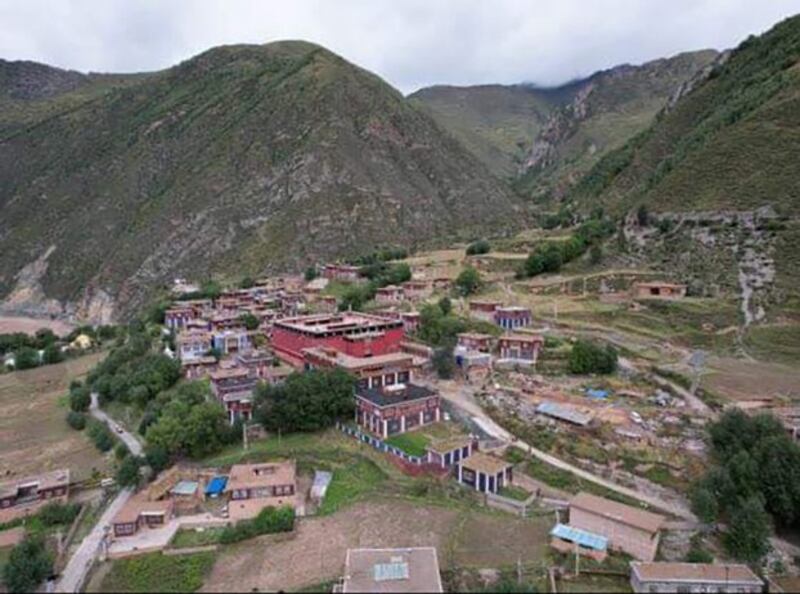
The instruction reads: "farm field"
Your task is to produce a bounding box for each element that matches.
[0,352,110,481]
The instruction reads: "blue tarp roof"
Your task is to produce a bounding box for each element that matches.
[205,476,228,496]
[551,523,608,551]
[536,401,593,426]
[586,388,609,399]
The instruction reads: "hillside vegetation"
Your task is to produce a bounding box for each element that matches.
[0,41,520,320]
[571,14,800,215]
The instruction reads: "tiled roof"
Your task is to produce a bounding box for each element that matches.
[570,492,665,534]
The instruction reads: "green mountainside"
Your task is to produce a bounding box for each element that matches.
[571,15,800,216]
[410,51,717,196]
[0,41,520,320]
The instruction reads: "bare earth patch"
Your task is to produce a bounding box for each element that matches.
[0,353,110,481]
[0,315,74,337]
[201,500,552,592]
[704,356,800,401]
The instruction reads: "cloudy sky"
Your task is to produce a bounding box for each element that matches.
[1,0,798,93]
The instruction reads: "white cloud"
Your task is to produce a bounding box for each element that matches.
[0,0,797,93]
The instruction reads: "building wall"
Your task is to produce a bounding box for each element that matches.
[570,508,660,561]
[630,575,762,593]
[356,396,441,437]
[272,324,404,365]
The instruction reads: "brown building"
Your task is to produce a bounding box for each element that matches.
[356,384,441,438]
[468,300,501,322]
[633,282,687,300]
[0,469,70,523]
[342,547,443,593]
[176,330,211,361]
[497,334,544,364]
[630,562,763,593]
[375,285,405,305]
[456,333,494,353]
[180,355,217,380]
[226,461,296,522]
[401,280,432,301]
[111,493,173,538]
[303,347,415,390]
[568,493,665,561]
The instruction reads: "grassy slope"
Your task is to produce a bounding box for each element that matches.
[0,42,519,318]
[572,14,800,215]
[408,84,565,177]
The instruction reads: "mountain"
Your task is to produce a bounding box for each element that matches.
[408,83,578,177]
[410,51,718,198]
[569,15,800,325]
[571,16,800,216]
[0,41,520,321]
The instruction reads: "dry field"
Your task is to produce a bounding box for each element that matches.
[201,501,552,592]
[0,315,75,336]
[0,353,110,482]
[703,356,800,401]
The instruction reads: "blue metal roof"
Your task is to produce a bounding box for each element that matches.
[205,475,228,496]
[586,388,609,399]
[551,523,608,551]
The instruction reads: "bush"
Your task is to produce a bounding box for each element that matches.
[69,384,91,412]
[14,347,39,370]
[3,536,52,593]
[455,267,481,296]
[432,347,455,379]
[87,420,114,452]
[466,239,491,256]
[38,502,80,527]
[42,344,64,365]
[567,340,618,375]
[116,456,142,488]
[66,411,87,431]
[218,506,294,544]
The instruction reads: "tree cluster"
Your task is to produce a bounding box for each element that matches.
[567,340,618,375]
[465,239,491,256]
[2,536,52,594]
[254,369,355,434]
[218,506,295,544]
[691,409,800,562]
[520,218,616,279]
[338,262,412,311]
[455,266,482,296]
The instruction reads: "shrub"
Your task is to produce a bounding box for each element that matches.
[66,411,87,431]
[466,239,491,256]
[455,266,481,296]
[87,420,114,452]
[218,506,294,544]
[69,385,91,412]
[38,502,80,527]
[432,347,455,379]
[116,456,142,488]
[14,347,39,370]
[2,536,52,593]
[567,340,618,375]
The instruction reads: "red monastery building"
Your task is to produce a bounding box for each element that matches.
[356,383,441,438]
[271,313,405,367]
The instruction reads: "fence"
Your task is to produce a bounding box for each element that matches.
[485,490,539,517]
[336,422,426,465]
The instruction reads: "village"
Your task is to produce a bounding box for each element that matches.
[1,242,798,594]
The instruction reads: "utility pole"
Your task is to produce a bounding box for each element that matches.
[242,421,248,451]
[574,542,580,576]
[517,556,522,585]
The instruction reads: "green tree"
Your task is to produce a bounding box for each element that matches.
[690,486,719,523]
[304,266,318,282]
[116,456,142,488]
[41,344,64,365]
[69,384,91,412]
[724,496,771,562]
[3,536,52,594]
[239,313,260,331]
[65,411,86,431]
[589,244,603,265]
[455,266,481,296]
[255,369,355,434]
[541,243,563,273]
[14,347,39,370]
[438,296,452,316]
[239,276,255,289]
[466,239,491,256]
[567,340,618,374]
[636,204,650,227]
[432,347,455,379]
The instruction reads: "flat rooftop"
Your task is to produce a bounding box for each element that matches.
[343,547,443,593]
[0,469,70,499]
[356,383,437,408]
[571,492,665,534]
[274,312,402,335]
[303,347,414,371]
[631,562,762,585]
[460,452,511,476]
[227,461,296,492]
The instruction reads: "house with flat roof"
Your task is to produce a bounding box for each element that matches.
[568,492,666,561]
[272,313,405,366]
[176,330,211,361]
[401,280,432,301]
[303,347,415,391]
[456,333,494,353]
[111,493,173,538]
[375,285,405,305]
[211,329,252,355]
[180,355,217,380]
[322,263,363,282]
[632,282,687,300]
[495,306,532,330]
[630,562,763,593]
[550,523,608,562]
[210,367,257,424]
[455,452,513,494]
[468,300,501,322]
[0,469,70,523]
[226,461,297,522]
[497,334,544,365]
[355,383,441,438]
[342,547,443,593]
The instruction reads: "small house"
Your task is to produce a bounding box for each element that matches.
[455,452,513,494]
[111,494,173,538]
[355,383,441,438]
[401,280,432,301]
[375,285,405,305]
[468,300,501,322]
[226,461,297,522]
[632,282,687,300]
[629,562,763,593]
[495,306,532,330]
[342,547,443,593]
[497,334,543,365]
[456,333,493,353]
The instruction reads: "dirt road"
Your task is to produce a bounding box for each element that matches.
[90,392,143,456]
